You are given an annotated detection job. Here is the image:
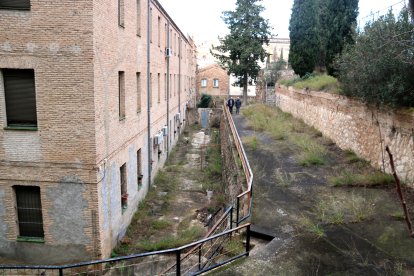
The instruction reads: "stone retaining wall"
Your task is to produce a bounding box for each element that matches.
[276,85,414,186]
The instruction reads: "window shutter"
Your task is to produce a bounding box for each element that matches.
[0,0,30,10]
[3,69,37,126]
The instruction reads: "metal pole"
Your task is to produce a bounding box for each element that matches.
[236,198,240,227]
[59,268,63,276]
[246,225,251,256]
[176,250,181,276]
[167,22,170,159]
[230,206,233,229]
[198,245,202,270]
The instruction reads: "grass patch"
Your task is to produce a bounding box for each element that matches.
[223,236,245,257]
[293,74,340,93]
[390,211,405,221]
[137,226,204,251]
[274,169,296,187]
[329,171,394,187]
[242,135,260,150]
[298,216,325,239]
[150,219,172,231]
[344,150,367,164]
[316,200,345,225]
[279,77,301,87]
[291,134,327,166]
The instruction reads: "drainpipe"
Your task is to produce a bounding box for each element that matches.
[147,0,152,187]
[166,22,170,159]
[178,38,181,131]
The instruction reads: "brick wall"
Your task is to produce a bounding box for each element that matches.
[276,85,414,186]
[197,64,229,98]
[0,0,197,264]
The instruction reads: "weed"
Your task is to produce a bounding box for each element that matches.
[243,135,259,150]
[292,74,340,93]
[298,216,325,238]
[274,169,296,187]
[329,171,394,187]
[223,236,245,257]
[344,150,366,164]
[150,219,172,231]
[292,134,327,166]
[316,200,345,225]
[390,211,405,221]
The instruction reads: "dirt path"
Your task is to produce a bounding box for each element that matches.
[212,104,414,275]
[114,124,222,256]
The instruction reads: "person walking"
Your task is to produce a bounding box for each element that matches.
[227,96,235,114]
[235,97,242,114]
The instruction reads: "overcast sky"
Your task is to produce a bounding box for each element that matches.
[157,0,406,42]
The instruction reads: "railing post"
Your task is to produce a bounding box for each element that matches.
[236,198,240,227]
[246,224,251,256]
[230,206,233,229]
[198,244,202,270]
[176,250,181,276]
[59,268,63,276]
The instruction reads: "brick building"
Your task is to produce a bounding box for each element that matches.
[197,64,229,98]
[0,0,196,264]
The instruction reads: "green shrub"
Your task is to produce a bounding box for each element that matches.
[336,8,414,108]
[197,94,212,108]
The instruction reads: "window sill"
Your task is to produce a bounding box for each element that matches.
[0,7,30,11]
[17,236,45,243]
[4,126,38,131]
[119,117,126,122]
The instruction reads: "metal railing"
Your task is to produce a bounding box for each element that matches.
[0,104,254,276]
[223,103,254,225]
[0,223,250,276]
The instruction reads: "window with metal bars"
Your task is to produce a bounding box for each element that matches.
[120,163,128,211]
[14,186,44,238]
[0,0,30,10]
[3,69,37,127]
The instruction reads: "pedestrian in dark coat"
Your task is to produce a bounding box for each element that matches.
[227,97,235,114]
[235,97,242,114]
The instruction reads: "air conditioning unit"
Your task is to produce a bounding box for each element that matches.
[175,113,181,121]
[153,132,163,146]
[165,48,172,57]
[162,126,168,136]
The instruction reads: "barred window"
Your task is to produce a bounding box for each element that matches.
[14,186,44,238]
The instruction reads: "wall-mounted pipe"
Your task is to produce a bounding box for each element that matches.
[166,22,170,159]
[178,37,181,126]
[147,0,152,187]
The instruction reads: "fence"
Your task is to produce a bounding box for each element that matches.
[0,104,254,276]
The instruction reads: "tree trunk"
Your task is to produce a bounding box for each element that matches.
[243,73,248,105]
[410,0,414,21]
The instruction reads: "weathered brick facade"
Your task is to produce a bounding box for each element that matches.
[0,0,196,264]
[197,64,229,98]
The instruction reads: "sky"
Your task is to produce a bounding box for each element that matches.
[157,0,407,43]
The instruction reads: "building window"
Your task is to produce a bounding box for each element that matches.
[118,0,125,27]
[0,0,30,10]
[164,73,167,101]
[150,73,152,107]
[201,79,207,87]
[213,79,219,87]
[157,73,161,103]
[120,163,127,211]
[14,186,44,239]
[158,16,161,47]
[136,72,141,113]
[3,69,37,128]
[136,0,141,36]
[118,71,125,119]
[137,149,143,189]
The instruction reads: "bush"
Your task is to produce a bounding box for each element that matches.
[335,8,414,108]
[197,94,212,108]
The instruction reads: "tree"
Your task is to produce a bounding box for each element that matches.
[211,0,271,104]
[323,0,358,75]
[336,8,414,108]
[289,0,320,77]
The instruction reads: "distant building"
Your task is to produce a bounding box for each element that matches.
[264,37,290,64]
[197,64,229,98]
[0,0,196,264]
[229,75,256,98]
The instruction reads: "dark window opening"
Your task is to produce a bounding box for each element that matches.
[3,69,37,127]
[120,163,128,211]
[137,149,142,189]
[0,0,30,10]
[14,186,44,238]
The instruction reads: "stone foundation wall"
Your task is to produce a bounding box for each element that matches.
[276,85,414,186]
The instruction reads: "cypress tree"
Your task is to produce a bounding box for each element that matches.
[324,0,359,75]
[211,0,271,104]
[288,0,319,77]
